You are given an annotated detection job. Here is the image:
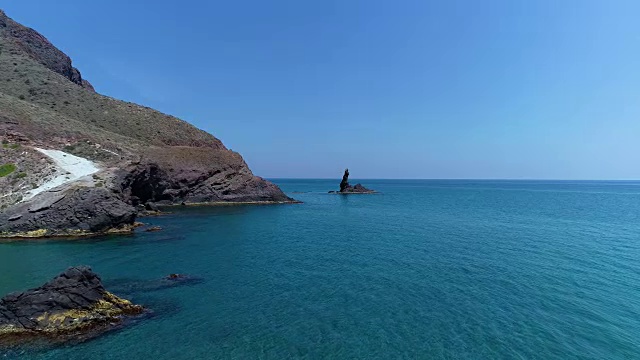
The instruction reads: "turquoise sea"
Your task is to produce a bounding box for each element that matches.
[1,180,639,359]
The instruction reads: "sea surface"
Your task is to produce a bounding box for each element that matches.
[1,180,639,359]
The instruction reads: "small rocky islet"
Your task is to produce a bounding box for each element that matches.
[0,267,203,347]
[329,169,376,194]
[0,266,144,347]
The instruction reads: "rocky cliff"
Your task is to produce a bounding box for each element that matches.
[0,9,294,237]
[0,10,93,90]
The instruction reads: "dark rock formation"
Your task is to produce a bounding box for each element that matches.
[103,275,204,296]
[0,266,143,346]
[0,187,136,238]
[0,9,93,91]
[350,184,373,193]
[81,79,95,92]
[340,169,350,192]
[118,162,293,205]
[331,169,375,194]
[144,202,160,212]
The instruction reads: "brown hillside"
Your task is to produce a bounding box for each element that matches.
[0,8,292,215]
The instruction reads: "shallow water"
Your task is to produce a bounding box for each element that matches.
[1,180,639,359]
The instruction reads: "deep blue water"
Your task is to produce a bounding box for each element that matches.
[1,180,640,359]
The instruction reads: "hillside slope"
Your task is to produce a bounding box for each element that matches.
[0,9,293,237]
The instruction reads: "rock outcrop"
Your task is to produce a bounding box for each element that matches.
[0,9,93,90]
[0,187,136,238]
[0,266,143,346]
[331,169,376,194]
[0,9,297,237]
[118,161,292,206]
[340,169,351,192]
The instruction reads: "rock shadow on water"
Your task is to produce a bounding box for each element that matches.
[0,228,188,246]
[1,311,153,358]
[0,266,147,352]
[103,274,204,322]
[0,232,137,244]
[102,274,205,297]
[0,268,203,356]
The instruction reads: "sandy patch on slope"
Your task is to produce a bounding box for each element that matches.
[24,148,100,200]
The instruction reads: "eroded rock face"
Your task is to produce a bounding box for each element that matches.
[0,9,93,90]
[0,266,143,346]
[118,163,293,205]
[81,79,95,92]
[340,169,351,192]
[0,187,136,238]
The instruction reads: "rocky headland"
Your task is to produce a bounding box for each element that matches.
[0,266,144,346]
[329,169,376,194]
[0,9,296,238]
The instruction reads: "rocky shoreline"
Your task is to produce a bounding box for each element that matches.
[0,9,298,239]
[0,266,144,347]
[0,165,302,238]
[0,187,136,239]
[165,199,302,207]
[0,185,299,239]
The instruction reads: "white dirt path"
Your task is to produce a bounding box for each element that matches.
[24,148,100,200]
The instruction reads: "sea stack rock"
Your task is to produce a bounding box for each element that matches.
[331,169,375,194]
[0,266,144,346]
[340,169,351,192]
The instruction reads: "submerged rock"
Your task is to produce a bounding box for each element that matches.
[103,274,204,296]
[0,266,143,346]
[331,169,376,194]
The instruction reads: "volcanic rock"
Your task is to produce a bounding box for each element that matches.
[0,266,143,346]
[0,10,93,90]
[0,188,136,238]
[331,169,376,194]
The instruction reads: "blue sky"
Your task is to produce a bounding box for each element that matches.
[4,1,640,179]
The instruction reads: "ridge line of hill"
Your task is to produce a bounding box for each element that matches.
[0,8,296,238]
